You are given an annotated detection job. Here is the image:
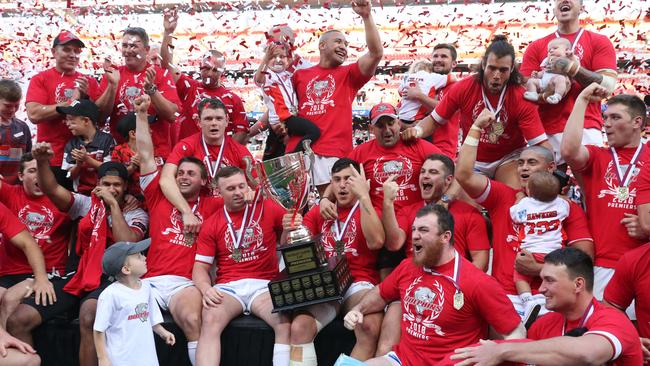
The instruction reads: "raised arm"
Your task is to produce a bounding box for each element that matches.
[133,95,157,175]
[560,83,608,171]
[381,175,406,251]
[455,109,493,198]
[142,67,178,121]
[348,164,384,250]
[32,142,73,211]
[161,8,182,83]
[352,0,383,77]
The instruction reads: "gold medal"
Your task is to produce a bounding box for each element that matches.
[232,247,242,262]
[183,232,195,247]
[453,292,464,310]
[617,186,629,201]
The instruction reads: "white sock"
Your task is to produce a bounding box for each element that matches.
[289,343,318,366]
[273,343,290,366]
[520,292,533,303]
[523,91,538,101]
[187,341,198,366]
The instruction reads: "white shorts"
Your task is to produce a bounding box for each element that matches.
[593,266,636,320]
[473,148,523,179]
[216,278,269,314]
[144,275,193,311]
[312,154,339,186]
[548,129,605,165]
[342,281,375,303]
[382,351,403,366]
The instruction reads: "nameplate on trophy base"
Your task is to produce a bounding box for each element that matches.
[269,256,352,312]
[279,235,327,275]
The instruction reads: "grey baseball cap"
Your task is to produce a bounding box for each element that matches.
[102,238,151,277]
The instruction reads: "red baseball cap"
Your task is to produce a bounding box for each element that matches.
[369,103,398,125]
[52,31,85,48]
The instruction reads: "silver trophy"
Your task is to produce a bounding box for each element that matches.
[244,140,315,244]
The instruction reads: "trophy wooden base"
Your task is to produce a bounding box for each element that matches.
[269,256,352,312]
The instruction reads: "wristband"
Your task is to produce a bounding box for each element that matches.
[464,135,480,147]
[469,125,482,133]
[414,125,423,138]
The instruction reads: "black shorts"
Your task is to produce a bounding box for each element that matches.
[376,247,406,270]
[0,274,33,289]
[21,275,113,322]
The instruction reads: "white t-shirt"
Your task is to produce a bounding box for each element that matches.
[509,196,570,254]
[94,281,163,366]
[397,70,450,121]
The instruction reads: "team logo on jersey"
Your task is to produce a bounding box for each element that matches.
[514,208,527,222]
[54,83,76,104]
[118,84,143,114]
[372,156,416,199]
[224,219,265,262]
[162,208,205,247]
[18,205,55,244]
[403,276,446,339]
[320,218,359,257]
[302,75,335,116]
[472,100,509,144]
[128,303,149,322]
[598,160,643,208]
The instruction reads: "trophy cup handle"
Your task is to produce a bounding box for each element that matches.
[302,139,315,174]
[243,156,260,188]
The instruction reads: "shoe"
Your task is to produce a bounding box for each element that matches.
[523,302,542,329]
[523,91,539,101]
[546,94,562,104]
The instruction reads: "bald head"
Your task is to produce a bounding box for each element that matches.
[319,30,344,45]
[523,145,555,164]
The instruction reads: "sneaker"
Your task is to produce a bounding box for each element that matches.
[523,302,542,329]
[546,94,562,104]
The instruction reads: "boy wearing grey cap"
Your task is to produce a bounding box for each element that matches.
[93,239,175,366]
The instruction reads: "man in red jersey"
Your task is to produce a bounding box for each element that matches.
[604,243,650,363]
[0,154,70,326]
[287,158,385,365]
[561,84,648,317]
[521,0,617,163]
[455,108,593,317]
[403,36,550,189]
[193,166,290,366]
[376,154,490,356]
[452,248,643,366]
[99,27,181,162]
[133,95,222,366]
[289,0,382,195]
[399,44,459,158]
[7,149,148,366]
[160,10,249,144]
[25,31,115,190]
[160,98,252,235]
[344,204,525,366]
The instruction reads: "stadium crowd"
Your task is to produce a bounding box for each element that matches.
[0,0,649,365]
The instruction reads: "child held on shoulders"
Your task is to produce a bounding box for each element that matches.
[94,239,175,366]
[254,41,320,153]
[397,60,454,124]
[523,38,573,105]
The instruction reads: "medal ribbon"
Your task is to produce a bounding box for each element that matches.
[224,204,250,250]
[331,201,360,243]
[562,299,595,335]
[423,250,462,295]
[555,28,584,53]
[201,134,226,180]
[610,144,644,188]
[481,84,508,122]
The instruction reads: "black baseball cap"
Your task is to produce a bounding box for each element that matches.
[102,238,151,276]
[53,31,85,48]
[116,112,157,139]
[56,99,99,124]
[97,161,129,182]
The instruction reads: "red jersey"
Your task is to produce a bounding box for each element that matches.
[528,300,643,366]
[176,74,249,141]
[604,243,650,338]
[397,200,490,260]
[289,62,372,156]
[575,144,650,268]
[474,179,592,294]
[0,184,70,276]
[0,202,29,275]
[99,64,181,160]
[303,204,380,284]
[195,198,285,283]
[140,171,223,279]
[166,134,252,197]
[348,139,442,214]
[431,84,461,159]
[521,29,617,134]
[25,68,101,166]
[432,76,547,163]
[379,256,521,365]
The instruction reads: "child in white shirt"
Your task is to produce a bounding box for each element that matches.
[523,37,573,104]
[94,239,175,366]
[397,60,453,123]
